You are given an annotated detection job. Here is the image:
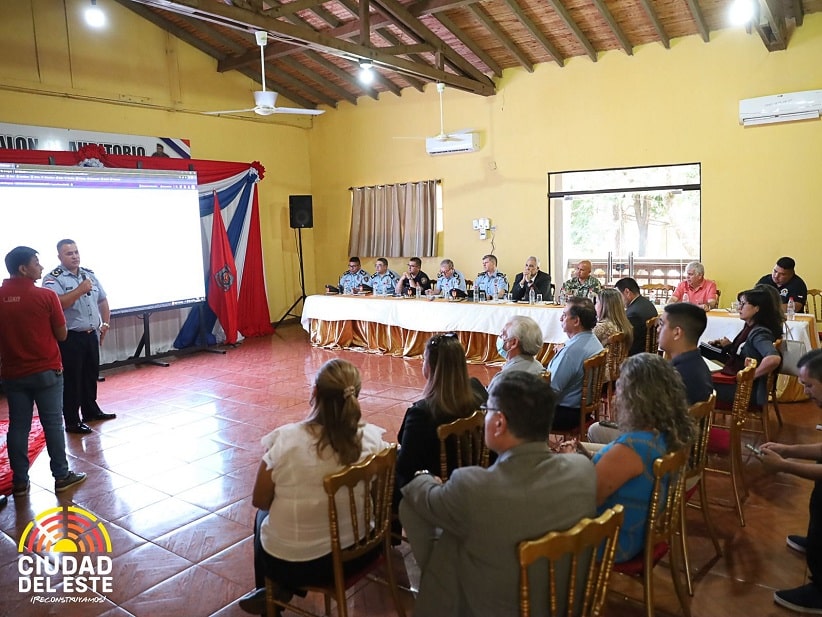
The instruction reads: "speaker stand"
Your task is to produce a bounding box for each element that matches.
[274,227,307,330]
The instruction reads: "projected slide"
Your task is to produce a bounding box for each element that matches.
[0,164,206,315]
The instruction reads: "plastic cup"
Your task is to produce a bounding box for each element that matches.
[536,294,543,304]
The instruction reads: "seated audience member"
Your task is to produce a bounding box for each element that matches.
[592,288,634,350]
[559,259,602,299]
[401,371,596,617]
[395,333,487,506]
[432,259,467,297]
[511,256,551,302]
[545,297,604,432]
[588,302,712,443]
[493,316,546,379]
[473,254,508,300]
[706,287,782,407]
[396,256,432,296]
[370,257,398,295]
[237,359,388,614]
[670,261,718,310]
[563,353,694,563]
[615,277,658,356]
[760,350,822,614]
[757,256,807,313]
[329,256,370,294]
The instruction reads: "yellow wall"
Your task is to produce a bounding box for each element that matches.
[1,1,821,317]
[310,16,822,301]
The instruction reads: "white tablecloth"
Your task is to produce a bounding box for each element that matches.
[700,310,817,351]
[302,295,567,342]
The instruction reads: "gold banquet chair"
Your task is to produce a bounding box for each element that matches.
[518,505,625,617]
[644,316,660,355]
[706,361,757,527]
[266,445,406,617]
[680,394,722,596]
[640,283,675,305]
[436,410,490,480]
[576,350,608,441]
[808,289,822,340]
[612,449,691,617]
[603,332,628,421]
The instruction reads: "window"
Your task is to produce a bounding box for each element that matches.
[548,164,701,286]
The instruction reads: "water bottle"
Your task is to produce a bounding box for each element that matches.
[529,288,535,305]
[343,283,352,295]
[787,297,795,321]
[683,292,690,304]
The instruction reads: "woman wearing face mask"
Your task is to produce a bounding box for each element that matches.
[494,315,547,377]
[394,333,488,508]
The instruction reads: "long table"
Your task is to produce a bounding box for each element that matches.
[301,295,819,399]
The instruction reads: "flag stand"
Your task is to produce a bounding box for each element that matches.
[273,227,307,330]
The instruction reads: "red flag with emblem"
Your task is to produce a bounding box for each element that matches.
[207,191,239,344]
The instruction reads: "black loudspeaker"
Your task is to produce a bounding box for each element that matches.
[289,195,314,229]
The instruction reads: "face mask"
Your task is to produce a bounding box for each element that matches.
[496,336,508,359]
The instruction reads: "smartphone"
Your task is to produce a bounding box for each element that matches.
[745,443,763,456]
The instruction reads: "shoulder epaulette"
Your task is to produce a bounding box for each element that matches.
[50,267,63,276]
[81,266,95,274]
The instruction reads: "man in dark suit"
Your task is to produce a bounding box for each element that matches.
[511,256,551,301]
[615,277,658,355]
[400,371,596,617]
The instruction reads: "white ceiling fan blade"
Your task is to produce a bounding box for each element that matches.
[272,107,325,116]
[203,108,257,115]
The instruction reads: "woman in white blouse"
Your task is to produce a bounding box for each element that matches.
[238,359,388,615]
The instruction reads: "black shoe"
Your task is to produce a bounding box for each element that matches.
[0,495,7,509]
[65,422,92,434]
[84,412,116,422]
[55,471,87,493]
[787,534,808,553]
[238,588,266,615]
[12,482,30,497]
[774,583,822,614]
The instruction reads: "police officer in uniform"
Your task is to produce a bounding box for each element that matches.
[336,256,370,294]
[474,254,509,300]
[370,258,399,295]
[433,259,467,297]
[396,257,432,296]
[42,240,115,434]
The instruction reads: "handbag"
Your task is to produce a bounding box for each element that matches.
[779,326,807,377]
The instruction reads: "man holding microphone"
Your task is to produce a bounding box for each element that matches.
[43,239,115,434]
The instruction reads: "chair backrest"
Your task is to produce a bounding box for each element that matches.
[436,410,489,480]
[605,331,627,383]
[686,393,716,481]
[645,449,689,559]
[324,445,397,569]
[731,360,758,420]
[808,289,822,323]
[715,288,722,306]
[518,505,625,617]
[465,278,474,292]
[644,315,660,354]
[580,350,609,428]
[541,370,552,389]
[640,283,675,305]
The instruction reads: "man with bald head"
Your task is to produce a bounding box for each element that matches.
[511,256,551,302]
[559,259,602,299]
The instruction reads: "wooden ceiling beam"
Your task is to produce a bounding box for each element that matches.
[434,13,502,78]
[236,67,319,109]
[269,64,339,106]
[755,0,788,50]
[792,0,804,26]
[636,0,670,48]
[683,0,710,42]
[278,57,357,105]
[543,0,597,61]
[589,0,633,55]
[261,0,327,19]
[468,3,533,72]
[500,0,563,66]
[302,49,379,100]
[372,0,493,86]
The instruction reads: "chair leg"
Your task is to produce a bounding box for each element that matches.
[643,557,655,617]
[773,396,784,427]
[729,430,746,527]
[383,547,408,617]
[679,497,694,597]
[698,478,723,559]
[669,538,693,617]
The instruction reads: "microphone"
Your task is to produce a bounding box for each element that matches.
[81,273,91,296]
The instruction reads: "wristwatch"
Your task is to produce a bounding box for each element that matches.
[414,469,431,478]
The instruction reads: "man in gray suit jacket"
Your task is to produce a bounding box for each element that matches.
[400,371,597,617]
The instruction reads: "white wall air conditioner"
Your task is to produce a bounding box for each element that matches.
[425,132,480,155]
[739,90,822,126]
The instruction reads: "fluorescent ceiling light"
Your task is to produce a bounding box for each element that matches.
[85,0,106,28]
[729,0,756,25]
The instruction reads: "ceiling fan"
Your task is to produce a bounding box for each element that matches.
[205,31,324,117]
[395,82,473,141]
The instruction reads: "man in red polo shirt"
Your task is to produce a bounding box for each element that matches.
[0,246,86,498]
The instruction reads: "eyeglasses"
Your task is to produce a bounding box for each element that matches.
[738,300,748,307]
[480,405,503,415]
[428,332,458,347]
[408,263,419,268]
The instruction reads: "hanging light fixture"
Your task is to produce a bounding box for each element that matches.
[358,60,374,85]
[85,0,106,28]
[728,0,756,26]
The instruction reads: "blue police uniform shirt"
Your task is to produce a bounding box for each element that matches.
[42,266,106,331]
[474,271,509,298]
[436,270,467,295]
[339,268,370,291]
[371,270,399,295]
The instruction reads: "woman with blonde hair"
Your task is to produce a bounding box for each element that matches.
[567,353,694,563]
[593,287,634,349]
[238,359,388,614]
